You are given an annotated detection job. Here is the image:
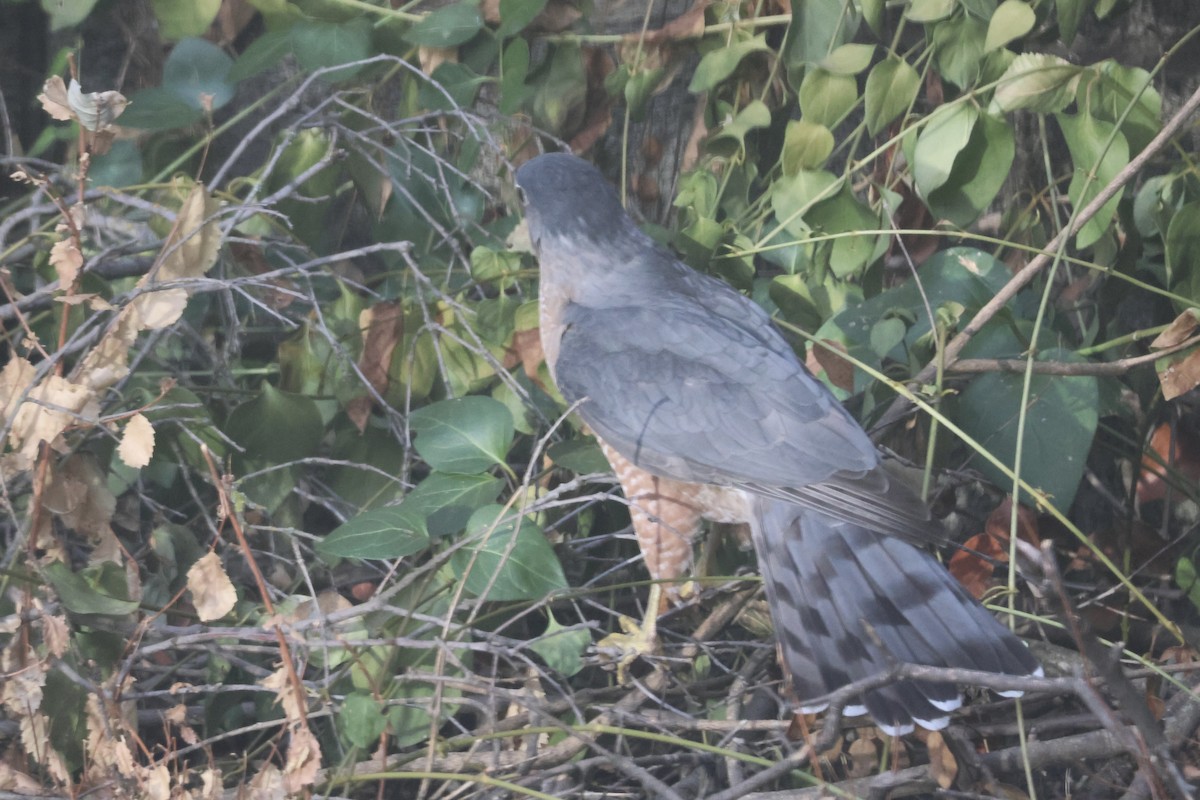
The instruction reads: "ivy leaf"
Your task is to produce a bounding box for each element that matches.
[224,383,324,464]
[405,2,484,47]
[984,0,1035,52]
[992,53,1080,113]
[530,611,590,676]
[1056,111,1129,249]
[864,56,919,136]
[452,505,567,602]
[318,506,431,559]
[952,348,1098,512]
[913,104,979,197]
[409,396,515,474]
[689,35,772,93]
[798,68,857,128]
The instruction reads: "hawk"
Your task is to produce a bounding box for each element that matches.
[516,152,1039,735]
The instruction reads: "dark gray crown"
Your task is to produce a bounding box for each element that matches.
[515,153,633,243]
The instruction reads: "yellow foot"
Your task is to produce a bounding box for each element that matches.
[596,583,663,683]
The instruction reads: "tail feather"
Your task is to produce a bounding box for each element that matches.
[751,498,1040,736]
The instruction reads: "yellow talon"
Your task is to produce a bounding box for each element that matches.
[596,583,664,683]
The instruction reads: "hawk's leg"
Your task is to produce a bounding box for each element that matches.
[596,442,703,682]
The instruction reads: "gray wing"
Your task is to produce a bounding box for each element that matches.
[554,272,934,544]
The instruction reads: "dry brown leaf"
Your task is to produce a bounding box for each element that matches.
[247,763,286,800]
[283,724,322,793]
[1137,422,1200,503]
[418,45,457,75]
[43,454,116,541]
[152,184,222,284]
[925,730,958,788]
[847,735,878,777]
[1,647,45,713]
[144,764,171,800]
[134,288,190,330]
[0,356,36,431]
[5,365,98,464]
[508,327,545,385]
[42,614,70,658]
[76,302,141,391]
[187,552,237,622]
[1157,347,1200,401]
[261,665,305,724]
[348,302,405,431]
[810,339,855,393]
[199,767,222,799]
[21,713,70,783]
[117,412,155,469]
[66,79,129,132]
[948,496,1039,598]
[50,238,83,287]
[637,0,708,44]
[38,76,73,121]
[1151,308,1200,348]
[0,761,47,794]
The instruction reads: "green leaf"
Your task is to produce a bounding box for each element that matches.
[770,169,842,238]
[992,53,1081,113]
[162,37,235,110]
[1090,62,1161,154]
[499,37,533,115]
[318,506,431,559]
[781,119,835,173]
[530,611,589,676]
[819,247,1008,386]
[118,88,202,131]
[401,472,505,537]
[984,0,1035,52]
[1057,0,1091,46]
[40,0,99,30]
[1166,201,1200,304]
[959,0,998,17]
[819,43,875,75]
[470,245,522,284]
[532,43,586,131]
[44,561,139,616]
[708,100,772,153]
[452,505,568,602]
[496,0,548,37]
[913,103,979,196]
[927,111,1015,227]
[932,13,987,88]
[1176,557,1200,612]
[805,186,884,279]
[420,62,487,111]
[151,0,220,40]
[689,35,772,93]
[906,0,955,22]
[1056,111,1129,249]
[862,0,885,34]
[870,317,907,358]
[547,439,611,474]
[798,68,857,128]
[784,0,861,67]
[952,348,1098,511]
[224,382,324,464]
[409,396,515,474]
[769,274,823,330]
[864,56,919,136]
[341,692,389,748]
[230,30,291,82]
[405,2,484,46]
[291,18,372,80]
